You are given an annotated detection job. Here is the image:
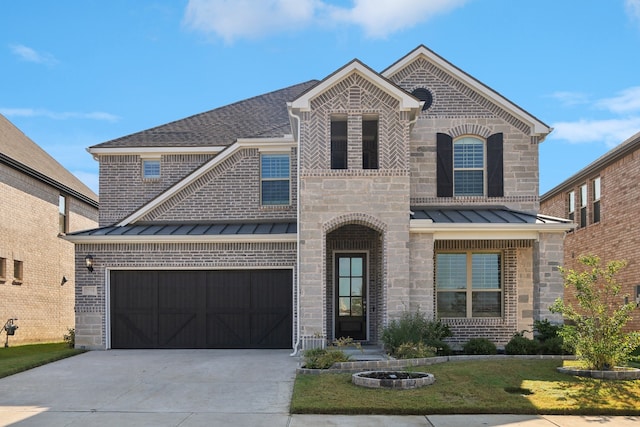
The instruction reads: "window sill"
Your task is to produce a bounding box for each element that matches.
[12,280,22,286]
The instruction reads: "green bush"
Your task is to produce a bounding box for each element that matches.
[550,255,640,370]
[63,328,75,348]
[463,338,497,355]
[505,332,538,355]
[381,311,452,357]
[394,342,437,359]
[302,347,350,369]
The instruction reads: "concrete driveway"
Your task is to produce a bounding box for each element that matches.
[0,349,299,426]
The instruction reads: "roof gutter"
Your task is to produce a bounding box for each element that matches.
[410,220,575,240]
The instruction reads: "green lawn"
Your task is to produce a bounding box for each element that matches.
[0,343,85,379]
[291,359,640,415]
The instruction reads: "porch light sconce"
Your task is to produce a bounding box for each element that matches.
[61,276,68,286]
[85,255,94,273]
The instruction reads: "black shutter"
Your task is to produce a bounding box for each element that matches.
[436,133,453,197]
[487,133,504,197]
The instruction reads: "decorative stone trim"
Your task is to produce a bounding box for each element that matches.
[352,371,435,389]
[297,354,574,374]
[557,366,640,380]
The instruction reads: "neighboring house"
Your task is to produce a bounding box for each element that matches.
[540,130,640,332]
[66,45,572,351]
[0,114,99,345]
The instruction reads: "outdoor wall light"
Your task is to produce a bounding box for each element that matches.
[61,276,68,286]
[85,255,94,273]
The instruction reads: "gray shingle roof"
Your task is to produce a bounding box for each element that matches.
[93,80,319,148]
[410,207,570,225]
[0,113,98,204]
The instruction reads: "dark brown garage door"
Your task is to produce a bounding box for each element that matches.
[110,269,292,349]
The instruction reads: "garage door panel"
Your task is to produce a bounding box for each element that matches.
[111,269,292,349]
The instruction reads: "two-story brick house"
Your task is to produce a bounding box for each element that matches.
[540,130,640,332]
[0,113,98,345]
[67,46,572,351]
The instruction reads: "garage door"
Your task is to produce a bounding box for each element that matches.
[110,269,292,349]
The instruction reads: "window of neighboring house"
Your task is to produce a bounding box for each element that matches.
[330,117,348,169]
[142,159,161,179]
[568,190,575,222]
[261,154,290,205]
[59,194,68,234]
[0,257,6,281]
[579,184,587,228]
[362,117,379,169]
[592,177,601,223]
[13,260,23,284]
[453,137,485,196]
[436,252,502,318]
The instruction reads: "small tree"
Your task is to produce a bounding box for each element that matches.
[550,255,640,370]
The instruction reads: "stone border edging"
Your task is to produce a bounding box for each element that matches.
[297,354,575,374]
[557,366,640,380]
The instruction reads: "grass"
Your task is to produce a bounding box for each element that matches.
[0,342,85,379]
[291,359,640,415]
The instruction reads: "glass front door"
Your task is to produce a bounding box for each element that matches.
[335,253,367,341]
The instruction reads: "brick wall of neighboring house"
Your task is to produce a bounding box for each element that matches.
[540,146,640,332]
[73,242,296,349]
[0,163,98,345]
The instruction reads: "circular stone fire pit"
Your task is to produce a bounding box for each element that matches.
[352,371,435,389]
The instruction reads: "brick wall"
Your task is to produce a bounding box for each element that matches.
[0,163,98,345]
[540,147,640,331]
[74,241,296,349]
[386,56,540,212]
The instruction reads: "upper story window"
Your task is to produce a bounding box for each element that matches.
[13,259,23,284]
[362,117,379,169]
[436,252,502,318]
[142,159,161,179]
[453,137,485,196]
[58,194,68,234]
[330,117,348,169]
[437,133,503,198]
[568,190,575,222]
[261,154,290,206]
[592,177,601,223]
[0,257,6,281]
[579,184,587,228]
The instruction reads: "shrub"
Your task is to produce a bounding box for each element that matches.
[550,255,640,370]
[381,311,452,357]
[505,332,538,355]
[63,328,75,348]
[462,338,497,355]
[302,347,350,369]
[394,342,437,359]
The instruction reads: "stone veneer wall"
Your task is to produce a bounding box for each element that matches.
[74,242,296,350]
[433,240,535,348]
[534,233,565,324]
[297,72,413,348]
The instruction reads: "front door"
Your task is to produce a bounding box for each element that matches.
[335,253,367,341]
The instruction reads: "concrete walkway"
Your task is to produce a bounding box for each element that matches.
[0,350,636,426]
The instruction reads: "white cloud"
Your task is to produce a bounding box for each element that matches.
[626,0,640,24]
[547,91,590,107]
[329,0,468,39]
[596,86,640,114]
[183,0,468,42]
[0,108,119,122]
[9,44,58,65]
[551,117,640,146]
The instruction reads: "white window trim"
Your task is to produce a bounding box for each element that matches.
[260,153,291,206]
[453,136,486,197]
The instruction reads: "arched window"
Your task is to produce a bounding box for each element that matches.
[453,136,485,196]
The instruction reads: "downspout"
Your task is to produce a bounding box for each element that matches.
[288,107,302,356]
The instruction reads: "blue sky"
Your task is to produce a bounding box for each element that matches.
[2,0,640,195]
